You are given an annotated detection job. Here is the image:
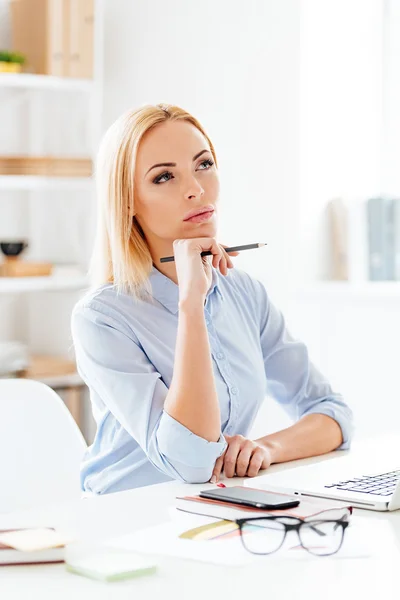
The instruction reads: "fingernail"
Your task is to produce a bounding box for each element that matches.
[210,476,217,484]
[217,483,226,488]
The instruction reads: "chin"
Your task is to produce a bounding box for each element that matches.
[184,223,217,238]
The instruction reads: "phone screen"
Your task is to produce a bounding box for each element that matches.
[199,486,300,510]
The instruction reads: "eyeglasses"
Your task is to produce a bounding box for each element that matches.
[235,507,351,557]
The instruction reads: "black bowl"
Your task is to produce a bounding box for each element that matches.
[0,241,28,257]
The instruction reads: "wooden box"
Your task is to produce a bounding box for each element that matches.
[10,0,94,78]
[10,0,69,77]
[0,258,53,277]
[0,156,92,177]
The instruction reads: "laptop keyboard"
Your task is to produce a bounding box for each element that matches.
[324,469,400,497]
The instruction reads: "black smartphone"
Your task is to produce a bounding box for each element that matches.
[199,486,300,510]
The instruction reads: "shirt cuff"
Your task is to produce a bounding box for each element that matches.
[303,399,354,451]
[157,410,227,468]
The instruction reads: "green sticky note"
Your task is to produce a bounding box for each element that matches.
[66,551,157,582]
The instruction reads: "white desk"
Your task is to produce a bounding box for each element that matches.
[1,437,400,600]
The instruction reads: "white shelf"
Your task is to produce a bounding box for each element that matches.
[31,372,84,389]
[0,73,94,92]
[298,281,400,298]
[0,266,88,294]
[0,175,93,191]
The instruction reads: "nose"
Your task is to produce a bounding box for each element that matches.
[184,174,204,201]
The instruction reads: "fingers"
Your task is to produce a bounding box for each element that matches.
[220,246,234,271]
[223,435,244,478]
[209,242,227,275]
[218,246,229,276]
[211,436,271,483]
[178,239,238,276]
[220,244,240,257]
[210,453,225,483]
[247,447,265,477]
[207,239,223,271]
[235,441,255,477]
[212,252,221,270]
[219,244,239,273]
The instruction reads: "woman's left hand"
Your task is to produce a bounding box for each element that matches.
[210,435,273,483]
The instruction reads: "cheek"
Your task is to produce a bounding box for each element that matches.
[203,173,220,200]
[135,185,180,237]
[136,184,175,218]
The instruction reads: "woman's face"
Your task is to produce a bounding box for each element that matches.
[134,120,219,251]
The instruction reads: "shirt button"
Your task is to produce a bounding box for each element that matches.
[216,352,224,359]
[231,387,238,395]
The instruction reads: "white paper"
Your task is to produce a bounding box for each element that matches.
[105,513,395,567]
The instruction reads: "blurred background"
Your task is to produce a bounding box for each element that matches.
[0,0,399,444]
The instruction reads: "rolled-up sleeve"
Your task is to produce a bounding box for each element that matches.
[71,302,226,483]
[253,279,354,450]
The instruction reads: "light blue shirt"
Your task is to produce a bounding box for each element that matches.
[71,265,353,494]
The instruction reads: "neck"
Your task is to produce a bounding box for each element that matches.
[148,238,179,285]
[153,258,178,285]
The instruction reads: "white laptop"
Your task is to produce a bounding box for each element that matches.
[248,449,400,512]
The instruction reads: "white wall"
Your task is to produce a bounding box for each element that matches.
[3,0,397,442]
[382,0,400,197]
[299,0,384,282]
[101,0,400,441]
[292,0,400,440]
[101,0,301,435]
[102,0,301,310]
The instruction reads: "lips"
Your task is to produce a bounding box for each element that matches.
[183,205,215,221]
[184,211,214,224]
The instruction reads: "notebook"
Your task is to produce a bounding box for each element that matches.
[175,488,352,521]
[0,528,71,566]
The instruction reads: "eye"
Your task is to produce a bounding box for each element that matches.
[197,158,214,170]
[153,170,174,184]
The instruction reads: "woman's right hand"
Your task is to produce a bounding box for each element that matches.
[173,238,238,303]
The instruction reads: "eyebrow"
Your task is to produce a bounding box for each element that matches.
[145,149,210,176]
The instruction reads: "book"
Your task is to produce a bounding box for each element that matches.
[175,489,351,522]
[327,198,370,282]
[347,198,369,282]
[393,198,400,281]
[367,197,395,281]
[327,198,349,280]
[0,529,66,566]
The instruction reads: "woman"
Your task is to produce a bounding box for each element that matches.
[72,104,353,495]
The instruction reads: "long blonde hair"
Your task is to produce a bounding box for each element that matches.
[89,103,218,301]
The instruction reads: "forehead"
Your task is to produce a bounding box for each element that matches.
[136,120,209,168]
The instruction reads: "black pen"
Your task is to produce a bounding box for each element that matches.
[160,242,267,263]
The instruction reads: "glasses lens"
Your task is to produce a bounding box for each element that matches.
[304,507,351,523]
[299,519,345,556]
[240,519,286,555]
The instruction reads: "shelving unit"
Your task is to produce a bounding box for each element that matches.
[0,0,104,434]
[0,73,94,92]
[0,175,93,191]
[0,67,95,295]
[0,266,88,294]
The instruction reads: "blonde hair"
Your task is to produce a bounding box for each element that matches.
[89,103,218,301]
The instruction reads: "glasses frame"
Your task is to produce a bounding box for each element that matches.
[235,512,350,557]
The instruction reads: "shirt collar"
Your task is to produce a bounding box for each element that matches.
[149,265,222,314]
